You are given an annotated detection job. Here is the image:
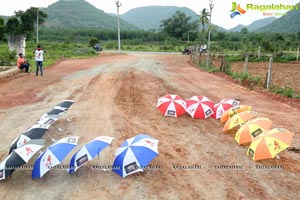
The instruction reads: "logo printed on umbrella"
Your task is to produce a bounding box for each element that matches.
[145,140,155,147]
[25,147,34,156]
[44,155,52,168]
[274,141,281,150]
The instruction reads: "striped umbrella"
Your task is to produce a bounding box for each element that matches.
[220,105,252,123]
[235,117,273,145]
[223,111,258,132]
[212,99,239,119]
[247,128,295,161]
[185,96,214,119]
[156,94,186,117]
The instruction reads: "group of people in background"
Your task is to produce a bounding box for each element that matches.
[17,45,46,76]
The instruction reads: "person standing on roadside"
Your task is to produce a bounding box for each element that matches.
[33,45,46,76]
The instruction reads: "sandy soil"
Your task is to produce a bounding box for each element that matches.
[0,52,299,200]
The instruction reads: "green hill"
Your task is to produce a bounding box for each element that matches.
[121,6,226,32]
[42,0,138,30]
[121,6,199,31]
[229,17,276,32]
[255,3,300,33]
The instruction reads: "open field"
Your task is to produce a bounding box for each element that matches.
[0,52,299,200]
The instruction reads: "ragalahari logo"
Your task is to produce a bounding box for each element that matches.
[230,2,246,18]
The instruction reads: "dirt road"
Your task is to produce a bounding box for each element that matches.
[0,52,299,200]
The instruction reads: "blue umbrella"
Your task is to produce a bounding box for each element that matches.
[112,134,159,178]
[32,136,79,179]
[69,136,114,174]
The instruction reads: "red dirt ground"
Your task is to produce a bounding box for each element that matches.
[0,52,299,200]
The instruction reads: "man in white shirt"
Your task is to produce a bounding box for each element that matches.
[33,45,46,76]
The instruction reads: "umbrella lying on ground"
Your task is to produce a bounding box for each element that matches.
[32,136,79,179]
[113,134,159,178]
[212,99,239,119]
[0,139,45,180]
[157,94,186,117]
[223,111,258,132]
[185,96,214,119]
[9,121,54,154]
[38,100,74,122]
[69,136,114,174]
[235,117,273,145]
[220,105,252,123]
[247,128,295,161]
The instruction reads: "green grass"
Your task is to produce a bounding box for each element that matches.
[271,86,295,98]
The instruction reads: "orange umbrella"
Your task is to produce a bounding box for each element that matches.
[247,128,295,161]
[235,117,273,145]
[220,105,252,123]
[223,111,258,132]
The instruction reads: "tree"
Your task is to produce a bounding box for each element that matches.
[160,11,198,40]
[5,7,47,38]
[199,8,209,30]
[0,17,5,41]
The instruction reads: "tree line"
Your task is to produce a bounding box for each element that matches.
[1,8,300,54]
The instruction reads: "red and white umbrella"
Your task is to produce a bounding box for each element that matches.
[156,94,186,117]
[185,96,214,119]
[212,99,240,119]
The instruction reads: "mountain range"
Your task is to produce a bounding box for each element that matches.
[1,0,299,33]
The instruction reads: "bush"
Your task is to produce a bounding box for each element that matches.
[0,46,16,66]
[271,86,294,98]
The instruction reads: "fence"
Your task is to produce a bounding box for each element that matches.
[189,46,300,95]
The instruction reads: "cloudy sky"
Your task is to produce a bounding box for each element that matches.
[0,0,299,30]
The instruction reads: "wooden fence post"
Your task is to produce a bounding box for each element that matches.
[297,47,299,61]
[243,54,249,75]
[258,45,261,59]
[266,57,273,89]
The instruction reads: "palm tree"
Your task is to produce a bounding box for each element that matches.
[199,8,209,31]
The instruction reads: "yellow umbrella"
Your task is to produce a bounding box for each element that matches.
[223,111,258,132]
[247,128,295,161]
[235,117,273,145]
[220,105,252,123]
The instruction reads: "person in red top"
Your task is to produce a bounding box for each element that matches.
[17,53,30,73]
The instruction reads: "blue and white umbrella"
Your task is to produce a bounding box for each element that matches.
[69,136,114,174]
[32,136,79,179]
[112,134,159,178]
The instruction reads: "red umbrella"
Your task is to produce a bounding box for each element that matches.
[211,99,239,119]
[185,96,214,119]
[156,94,186,117]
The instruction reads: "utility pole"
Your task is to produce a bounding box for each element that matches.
[36,8,39,44]
[115,1,122,51]
[206,0,214,68]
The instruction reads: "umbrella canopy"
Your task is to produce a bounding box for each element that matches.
[223,111,258,132]
[211,99,239,119]
[220,105,252,123]
[235,117,273,145]
[247,128,295,161]
[185,96,214,119]
[55,100,74,110]
[32,136,79,179]
[112,134,159,178]
[0,140,45,180]
[69,136,114,173]
[38,100,74,121]
[9,122,52,154]
[157,94,186,117]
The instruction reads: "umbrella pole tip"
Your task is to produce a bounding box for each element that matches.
[275,155,280,159]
